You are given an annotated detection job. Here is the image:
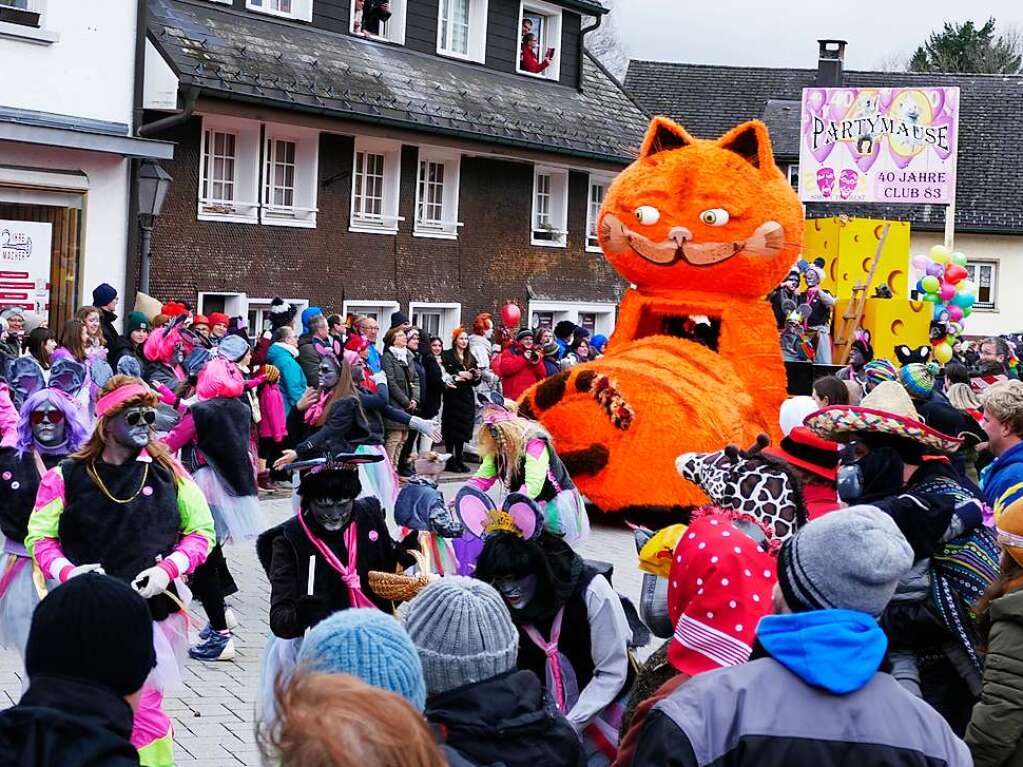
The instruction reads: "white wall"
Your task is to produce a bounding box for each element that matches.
[0,0,137,125]
[0,142,130,311]
[911,231,1023,337]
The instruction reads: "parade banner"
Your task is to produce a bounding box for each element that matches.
[0,219,52,312]
[798,87,959,204]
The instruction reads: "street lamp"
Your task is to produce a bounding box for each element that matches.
[137,159,172,294]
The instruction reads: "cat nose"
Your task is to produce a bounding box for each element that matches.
[668,227,693,247]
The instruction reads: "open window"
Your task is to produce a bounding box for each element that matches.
[436,0,488,63]
[586,173,613,253]
[415,146,462,239]
[351,137,403,234]
[517,0,562,80]
[246,296,309,335]
[198,115,261,224]
[246,0,313,22]
[351,0,407,44]
[261,124,319,228]
[342,300,400,336]
[531,166,568,247]
[787,164,800,191]
[410,302,462,341]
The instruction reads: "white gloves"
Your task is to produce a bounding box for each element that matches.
[132,566,171,599]
[67,563,105,580]
[409,416,442,442]
[371,371,389,386]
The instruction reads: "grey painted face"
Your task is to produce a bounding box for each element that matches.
[495,574,538,611]
[31,403,66,448]
[805,269,821,288]
[318,357,340,390]
[108,407,156,450]
[309,497,354,532]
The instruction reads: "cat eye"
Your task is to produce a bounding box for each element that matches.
[699,208,730,226]
[633,205,660,226]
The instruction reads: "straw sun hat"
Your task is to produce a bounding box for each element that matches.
[804,380,963,454]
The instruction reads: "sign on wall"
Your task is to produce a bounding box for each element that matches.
[0,220,52,313]
[799,87,959,204]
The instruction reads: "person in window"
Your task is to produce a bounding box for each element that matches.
[521,33,553,74]
[362,0,391,36]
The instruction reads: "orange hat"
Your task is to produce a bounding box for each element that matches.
[191,314,210,328]
[208,312,230,327]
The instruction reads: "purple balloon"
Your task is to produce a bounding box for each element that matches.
[926,263,945,278]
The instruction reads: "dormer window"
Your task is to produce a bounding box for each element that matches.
[518,0,562,81]
[352,0,407,45]
[246,0,313,23]
[436,0,488,63]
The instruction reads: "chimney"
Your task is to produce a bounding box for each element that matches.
[816,39,846,87]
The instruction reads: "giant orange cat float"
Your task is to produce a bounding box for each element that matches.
[518,117,804,515]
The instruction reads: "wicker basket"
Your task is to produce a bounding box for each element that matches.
[368,549,434,602]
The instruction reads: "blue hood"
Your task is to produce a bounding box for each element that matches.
[981,441,1023,504]
[757,610,887,694]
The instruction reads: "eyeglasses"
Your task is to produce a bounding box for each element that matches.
[124,410,157,426]
[30,409,64,425]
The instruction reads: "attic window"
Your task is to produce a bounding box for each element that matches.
[518,0,562,81]
[352,0,407,45]
[246,0,313,22]
[437,0,488,63]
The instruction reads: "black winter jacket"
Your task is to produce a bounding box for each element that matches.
[427,670,585,767]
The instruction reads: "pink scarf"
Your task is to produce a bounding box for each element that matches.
[522,607,568,711]
[296,511,376,610]
[304,391,330,426]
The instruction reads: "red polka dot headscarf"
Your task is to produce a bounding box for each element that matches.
[666,513,777,677]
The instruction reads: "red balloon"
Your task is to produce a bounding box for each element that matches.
[944,264,968,285]
[500,302,521,327]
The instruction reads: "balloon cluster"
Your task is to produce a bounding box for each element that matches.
[911,245,977,364]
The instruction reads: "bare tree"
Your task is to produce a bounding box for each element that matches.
[584,0,629,81]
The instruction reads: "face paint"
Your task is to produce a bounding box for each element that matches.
[805,269,821,288]
[31,403,67,448]
[495,574,538,611]
[308,497,354,532]
[108,407,155,450]
[318,357,340,389]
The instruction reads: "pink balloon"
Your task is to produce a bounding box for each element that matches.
[939,282,956,301]
[948,305,965,323]
[911,255,930,271]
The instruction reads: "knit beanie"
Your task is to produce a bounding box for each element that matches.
[403,577,519,695]
[91,283,117,308]
[125,311,149,335]
[298,609,427,711]
[390,311,410,329]
[515,328,533,342]
[25,573,155,696]
[217,334,250,363]
[900,362,936,400]
[863,359,898,391]
[776,505,913,617]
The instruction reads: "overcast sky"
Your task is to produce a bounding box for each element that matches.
[614,0,1023,70]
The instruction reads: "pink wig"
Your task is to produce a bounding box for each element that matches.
[142,324,193,364]
[196,357,245,400]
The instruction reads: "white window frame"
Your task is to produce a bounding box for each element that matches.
[246,296,310,336]
[586,172,613,253]
[436,0,488,63]
[414,146,462,239]
[517,0,562,81]
[197,115,261,225]
[197,292,248,319]
[787,164,800,190]
[528,300,617,337]
[0,0,59,44]
[409,302,462,342]
[351,137,403,235]
[261,123,319,228]
[246,0,313,23]
[531,166,569,247]
[965,261,997,311]
[342,301,400,341]
[351,0,407,45]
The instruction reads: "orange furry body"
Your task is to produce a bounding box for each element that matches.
[519,118,804,514]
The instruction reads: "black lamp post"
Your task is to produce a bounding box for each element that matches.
[137,159,172,294]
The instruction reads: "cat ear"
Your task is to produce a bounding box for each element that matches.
[639,117,696,159]
[716,120,775,172]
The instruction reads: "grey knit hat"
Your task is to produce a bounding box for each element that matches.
[403,576,519,695]
[777,505,913,617]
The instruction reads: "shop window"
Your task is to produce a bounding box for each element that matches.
[437,0,487,63]
[415,148,461,239]
[965,262,997,310]
[532,311,554,330]
[352,0,407,44]
[586,174,612,252]
[351,137,402,234]
[247,0,313,22]
[532,166,568,247]
[198,116,261,224]
[261,126,319,228]
[410,302,462,341]
[518,0,562,80]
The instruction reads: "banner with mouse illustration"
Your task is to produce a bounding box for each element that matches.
[798,86,959,204]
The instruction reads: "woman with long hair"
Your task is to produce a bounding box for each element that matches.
[56,319,89,363]
[76,305,105,350]
[441,327,480,473]
[25,327,55,371]
[25,375,215,767]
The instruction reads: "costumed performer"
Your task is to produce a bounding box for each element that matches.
[459,487,632,766]
[25,376,215,767]
[798,260,836,364]
[394,450,466,575]
[0,387,89,675]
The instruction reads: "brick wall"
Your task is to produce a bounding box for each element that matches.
[148,117,625,326]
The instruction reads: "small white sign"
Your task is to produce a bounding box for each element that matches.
[0,219,52,313]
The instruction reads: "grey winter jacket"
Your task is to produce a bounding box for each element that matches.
[381,348,420,431]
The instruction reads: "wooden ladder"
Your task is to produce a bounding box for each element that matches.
[833,223,891,365]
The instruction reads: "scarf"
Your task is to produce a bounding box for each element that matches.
[297,510,376,610]
[522,606,568,710]
[389,346,409,363]
[304,390,330,426]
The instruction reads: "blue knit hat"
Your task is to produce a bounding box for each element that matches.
[899,362,936,400]
[297,609,427,711]
[301,306,323,334]
[92,283,117,308]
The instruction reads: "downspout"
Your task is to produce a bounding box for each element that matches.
[577,13,603,92]
[139,85,201,136]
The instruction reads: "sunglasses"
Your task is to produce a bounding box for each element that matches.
[30,409,64,425]
[124,410,157,426]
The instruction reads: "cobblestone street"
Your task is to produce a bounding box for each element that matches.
[0,485,644,767]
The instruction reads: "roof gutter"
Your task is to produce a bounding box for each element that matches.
[138,85,200,137]
[577,14,602,93]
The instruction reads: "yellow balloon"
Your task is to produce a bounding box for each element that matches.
[934,341,953,364]
[930,245,951,264]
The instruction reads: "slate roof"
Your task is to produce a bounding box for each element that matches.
[624,61,1023,234]
[147,0,647,164]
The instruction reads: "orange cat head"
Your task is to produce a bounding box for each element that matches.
[599,118,804,298]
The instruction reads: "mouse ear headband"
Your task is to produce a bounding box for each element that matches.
[454,486,543,541]
[477,391,516,426]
